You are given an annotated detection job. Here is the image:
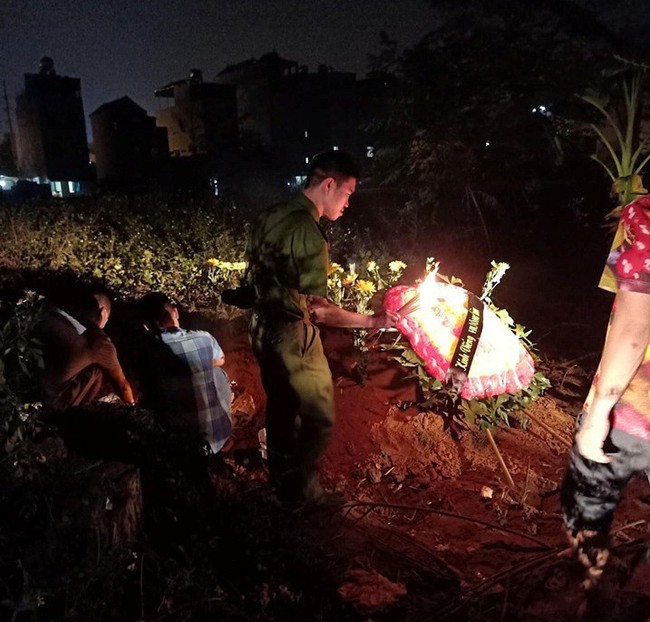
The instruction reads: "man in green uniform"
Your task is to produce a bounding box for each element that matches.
[247,150,396,507]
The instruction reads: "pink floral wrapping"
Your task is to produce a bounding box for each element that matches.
[383,283,534,399]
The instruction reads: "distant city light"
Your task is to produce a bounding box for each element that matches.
[485,141,490,147]
[288,175,307,189]
[366,146,374,158]
[0,176,18,190]
[532,105,551,118]
[332,145,339,151]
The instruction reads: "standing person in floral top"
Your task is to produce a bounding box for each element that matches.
[562,195,650,587]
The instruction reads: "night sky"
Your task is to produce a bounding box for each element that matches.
[0,0,439,140]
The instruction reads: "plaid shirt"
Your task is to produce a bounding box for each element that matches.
[159,328,232,453]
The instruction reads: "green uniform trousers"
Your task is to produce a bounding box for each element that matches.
[250,312,335,502]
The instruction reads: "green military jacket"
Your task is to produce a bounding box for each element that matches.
[247,194,329,322]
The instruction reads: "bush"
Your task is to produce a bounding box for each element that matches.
[0,196,249,313]
[0,291,44,477]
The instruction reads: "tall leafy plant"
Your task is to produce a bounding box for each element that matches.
[583,72,650,219]
[0,292,44,476]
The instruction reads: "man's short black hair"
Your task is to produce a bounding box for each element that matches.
[49,283,111,327]
[137,292,175,330]
[305,150,360,188]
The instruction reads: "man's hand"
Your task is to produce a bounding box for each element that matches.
[306,295,399,329]
[121,381,136,406]
[306,295,332,324]
[370,310,400,329]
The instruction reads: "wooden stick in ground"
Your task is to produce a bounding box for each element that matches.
[521,410,572,449]
[486,428,516,490]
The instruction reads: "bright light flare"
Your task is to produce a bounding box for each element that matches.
[397,265,467,317]
[417,269,439,305]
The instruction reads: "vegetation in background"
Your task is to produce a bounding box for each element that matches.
[365,1,624,255]
[582,71,650,222]
[327,259,408,380]
[0,196,249,313]
[0,291,43,477]
[0,196,391,479]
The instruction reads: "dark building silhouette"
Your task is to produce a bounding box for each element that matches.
[216,52,297,150]
[90,96,168,191]
[152,55,386,199]
[215,52,376,184]
[153,69,239,196]
[154,69,237,157]
[15,57,92,196]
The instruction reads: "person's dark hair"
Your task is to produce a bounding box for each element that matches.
[64,292,101,327]
[137,292,176,330]
[305,150,360,188]
[50,283,107,327]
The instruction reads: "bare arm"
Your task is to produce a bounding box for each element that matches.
[102,358,135,405]
[213,356,226,367]
[576,289,650,462]
[117,377,136,405]
[87,330,136,405]
[103,354,135,405]
[306,295,397,329]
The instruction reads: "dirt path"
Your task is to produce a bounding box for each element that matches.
[212,317,650,621]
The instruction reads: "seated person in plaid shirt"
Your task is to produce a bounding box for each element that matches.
[137,292,233,454]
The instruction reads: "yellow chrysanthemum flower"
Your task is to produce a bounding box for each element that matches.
[355,279,376,294]
[206,258,221,267]
[366,260,377,272]
[328,262,344,275]
[342,273,358,286]
[389,260,407,273]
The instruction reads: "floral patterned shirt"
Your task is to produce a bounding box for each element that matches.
[586,196,650,440]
